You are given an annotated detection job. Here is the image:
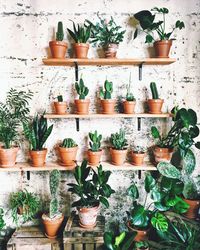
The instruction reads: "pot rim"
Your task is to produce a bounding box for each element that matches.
[88,149,102,153]
[127,221,150,232]
[49,40,68,46]
[147,99,164,103]
[110,147,127,152]
[54,101,67,104]
[30,148,47,152]
[73,43,90,47]
[75,99,90,103]
[0,146,19,151]
[154,39,173,44]
[59,145,78,151]
[78,204,100,212]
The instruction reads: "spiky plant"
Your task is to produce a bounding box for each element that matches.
[67,20,91,43]
[89,130,102,152]
[100,79,113,99]
[56,21,64,41]
[61,138,77,148]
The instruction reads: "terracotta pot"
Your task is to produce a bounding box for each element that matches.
[75,99,90,115]
[29,149,47,167]
[42,214,64,239]
[87,149,102,166]
[131,151,145,166]
[73,43,89,58]
[123,101,136,114]
[147,99,164,114]
[127,221,149,242]
[154,40,172,58]
[183,198,200,219]
[78,205,99,228]
[49,41,68,59]
[58,146,78,167]
[104,43,118,58]
[153,147,173,164]
[0,147,18,168]
[101,99,116,114]
[110,148,127,165]
[54,102,67,114]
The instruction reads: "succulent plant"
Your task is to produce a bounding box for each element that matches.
[110,129,127,150]
[75,76,89,100]
[67,20,91,43]
[56,21,64,41]
[89,130,102,152]
[100,79,113,99]
[57,95,63,102]
[61,138,77,148]
[150,82,159,99]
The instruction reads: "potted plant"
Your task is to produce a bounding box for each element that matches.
[10,189,40,226]
[68,160,115,228]
[123,74,136,114]
[110,129,127,165]
[67,21,91,58]
[147,82,163,114]
[134,7,185,58]
[74,76,90,114]
[135,241,149,250]
[54,95,67,114]
[100,79,116,114]
[0,88,32,168]
[131,146,146,166]
[87,16,125,58]
[42,170,64,239]
[23,114,53,167]
[49,21,68,59]
[58,138,78,167]
[87,130,103,166]
[0,207,5,230]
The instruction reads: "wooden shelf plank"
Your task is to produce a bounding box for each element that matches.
[42,58,176,66]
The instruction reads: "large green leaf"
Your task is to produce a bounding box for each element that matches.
[130,204,150,228]
[173,197,189,214]
[145,173,156,193]
[151,212,168,232]
[127,184,139,200]
[103,232,114,250]
[182,149,195,175]
[157,162,181,179]
[115,232,125,247]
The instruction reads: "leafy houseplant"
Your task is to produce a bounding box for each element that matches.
[23,114,53,167]
[53,95,67,115]
[123,74,136,114]
[0,88,32,167]
[42,170,64,239]
[67,20,91,58]
[100,79,116,114]
[131,146,146,166]
[49,21,68,59]
[147,82,164,114]
[0,207,5,230]
[134,7,185,58]
[68,160,115,228]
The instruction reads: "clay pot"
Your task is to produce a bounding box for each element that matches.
[110,148,127,165]
[131,151,145,166]
[123,101,136,114]
[49,41,68,59]
[58,146,78,167]
[29,149,47,167]
[42,214,64,239]
[78,205,99,228]
[101,99,116,114]
[75,99,90,115]
[73,43,89,58]
[153,147,173,164]
[0,147,18,168]
[87,150,102,166]
[147,99,164,114]
[127,221,149,242]
[154,40,172,58]
[183,198,200,219]
[104,43,118,58]
[54,102,67,114]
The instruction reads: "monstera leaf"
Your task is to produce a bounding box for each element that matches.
[157,162,182,180]
[130,204,150,228]
[151,212,168,232]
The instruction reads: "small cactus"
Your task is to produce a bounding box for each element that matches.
[75,76,89,100]
[56,21,64,41]
[89,130,102,152]
[100,79,113,99]
[110,129,127,150]
[57,95,63,102]
[150,82,159,99]
[61,138,76,148]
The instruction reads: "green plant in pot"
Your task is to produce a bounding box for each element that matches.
[131,146,146,166]
[23,114,53,167]
[123,73,136,114]
[100,79,116,114]
[87,130,103,166]
[49,21,68,59]
[0,207,5,230]
[54,95,67,115]
[10,189,40,226]
[0,88,32,168]
[42,169,64,239]
[68,160,115,228]
[147,82,164,114]
[135,241,149,250]
[134,7,185,58]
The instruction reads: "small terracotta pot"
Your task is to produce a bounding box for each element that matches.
[73,43,89,58]
[58,146,78,167]
[123,101,136,114]
[54,102,67,114]
[131,151,145,166]
[127,221,149,242]
[42,214,64,239]
[87,149,102,166]
[101,99,116,114]
[78,205,99,228]
[110,148,127,165]
[75,99,90,115]
[153,147,173,164]
[183,198,200,219]
[154,40,172,58]
[49,41,68,59]
[147,99,164,114]
[0,147,19,168]
[29,149,47,167]
[104,43,118,58]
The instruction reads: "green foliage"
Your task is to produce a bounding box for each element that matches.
[151,126,173,148]
[61,138,77,148]
[134,7,185,43]
[89,130,102,152]
[0,207,5,230]
[23,114,53,151]
[100,79,113,99]
[67,20,91,43]
[135,241,149,249]
[110,129,127,150]
[150,82,159,99]
[132,146,146,153]
[75,76,89,100]
[57,95,63,102]
[126,75,135,101]
[56,21,64,41]
[68,160,115,208]
[0,88,33,149]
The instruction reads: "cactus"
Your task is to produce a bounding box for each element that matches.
[61,138,77,148]
[110,129,127,150]
[75,76,89,100]
[100,79,113,99]
[150,82,159,99]
[126,73,135,101]
[57,95,63,102]
[56,21,64,41]
[89,130,102,152]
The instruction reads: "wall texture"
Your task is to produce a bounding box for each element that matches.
[0,0,200,230]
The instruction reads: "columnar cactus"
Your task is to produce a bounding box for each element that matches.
[75,77,89,100]
[57,95,63,102]
[150,82,159,99]
[100,79,113,99]
[56,21,64,41]
[89,130,102,152]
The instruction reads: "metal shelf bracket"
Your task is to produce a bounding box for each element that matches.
[137,117,142,131]
[74,62,79,81]
[75,118,80,131]
[139,63,144,81]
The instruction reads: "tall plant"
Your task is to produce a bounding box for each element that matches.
[67,20,91,43]
[100,79,113,99]
[75,76,89,100]
[56,21,64,41]
[89,130,102,152]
